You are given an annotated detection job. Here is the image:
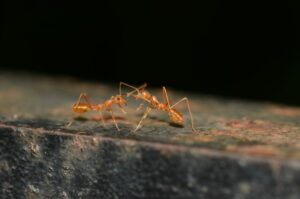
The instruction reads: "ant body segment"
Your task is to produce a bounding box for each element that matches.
[120,82,198,133]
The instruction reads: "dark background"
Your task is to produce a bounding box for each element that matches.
[1,0,300,105]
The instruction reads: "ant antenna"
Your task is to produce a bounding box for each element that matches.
[119,82,147,97]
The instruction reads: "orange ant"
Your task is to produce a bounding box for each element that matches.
[68,83,148,131]
[120,82,198,133]
[68,92,127,131]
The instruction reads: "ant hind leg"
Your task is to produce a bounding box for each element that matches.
[171,97,198,133]
[75,93,93,107]
[162,87,171,107]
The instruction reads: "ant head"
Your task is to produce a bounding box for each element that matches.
[72,103,90,113]
[115,95,127,106]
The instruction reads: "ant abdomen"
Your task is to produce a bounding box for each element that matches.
[72,103,89,113]
[168,108,184,123]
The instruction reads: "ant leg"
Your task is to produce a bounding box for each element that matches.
[68,93,94,126]
[162,87,171,107]
[117,104,127,114]
[133,107,152,133]
[119,82,139,96]
[65,118,74,127]
[109,110,120,131]
[119,82,147,97]
[98,110,106,127]
[75,93,93,108]
[136,101,146,111]
[171,97,198,133]
[133,83,147,96]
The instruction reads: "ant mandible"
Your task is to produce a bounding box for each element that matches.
[120,82,198,133]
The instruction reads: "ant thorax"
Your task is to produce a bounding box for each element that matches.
[149,96,169,111]
[141,90,152,99]
[150,96,160,105]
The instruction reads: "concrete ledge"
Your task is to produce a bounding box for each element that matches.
[0,72,299,199]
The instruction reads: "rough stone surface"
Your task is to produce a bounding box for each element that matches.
[0,72,299,199]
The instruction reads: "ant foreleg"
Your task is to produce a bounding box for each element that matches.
[136,101,146,112]
[98,110,106,127]
[133,107,152,133]
[109,110,120,131]
[117,104,127,114]
[171,97,198,133]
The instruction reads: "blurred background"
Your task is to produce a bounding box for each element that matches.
[1,0,300,105]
